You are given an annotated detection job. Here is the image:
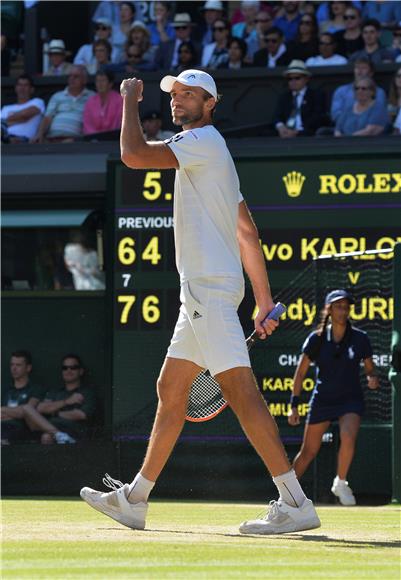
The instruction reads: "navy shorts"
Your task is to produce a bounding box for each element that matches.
[307,399,365,425]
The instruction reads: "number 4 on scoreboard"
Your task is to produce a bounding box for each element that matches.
[142,236,161,265]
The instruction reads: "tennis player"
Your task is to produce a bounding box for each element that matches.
[80,69,320,535]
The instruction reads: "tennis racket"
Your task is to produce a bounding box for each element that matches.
[186,302,286,422]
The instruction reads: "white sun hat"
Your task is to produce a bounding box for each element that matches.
[160,69,217,99]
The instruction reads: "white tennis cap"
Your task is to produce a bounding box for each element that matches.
[160,69,217,100]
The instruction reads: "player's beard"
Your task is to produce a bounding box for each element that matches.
[172,109,203,126]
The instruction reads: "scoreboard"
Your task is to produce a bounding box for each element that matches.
[108,148,401,435]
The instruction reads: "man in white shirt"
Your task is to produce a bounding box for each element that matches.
[80,69,321,536]
[1,74,45,143]
[306,33,348,67]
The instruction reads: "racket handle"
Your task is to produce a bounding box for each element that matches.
[246,302,287,348]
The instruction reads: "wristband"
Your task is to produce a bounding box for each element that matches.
[290,395,300,408]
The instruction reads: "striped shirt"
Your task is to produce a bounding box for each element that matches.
[46,88,95,138]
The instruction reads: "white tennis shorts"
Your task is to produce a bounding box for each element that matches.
[167,277,251,376]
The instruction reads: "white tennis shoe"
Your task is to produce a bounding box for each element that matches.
[80,474,148,529]
[331,476,356,506]
[239,499,321,535]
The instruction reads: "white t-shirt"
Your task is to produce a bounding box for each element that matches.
[306,54,348,67]
[1,98,45,139]
[165,125,244,284]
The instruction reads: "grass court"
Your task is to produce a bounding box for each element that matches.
[2,498,400,579]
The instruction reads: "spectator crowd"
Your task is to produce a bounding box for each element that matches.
[1,350,97,445]
[1,0,401,141]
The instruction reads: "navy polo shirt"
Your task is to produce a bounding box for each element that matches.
[302,324,373,403]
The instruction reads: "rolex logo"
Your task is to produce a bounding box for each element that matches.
[283,171,306,198]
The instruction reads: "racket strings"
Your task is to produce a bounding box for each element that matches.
[187,371,226,420]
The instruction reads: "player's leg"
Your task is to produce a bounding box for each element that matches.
[292,420,331,479]
[80,356,202,529]
[139,356,204,482]
[216,366,321,534]
[216,366,290,476]
[331,412,360,505]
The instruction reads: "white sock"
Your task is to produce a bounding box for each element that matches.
[273,469,307,508]
[127,473,155,504]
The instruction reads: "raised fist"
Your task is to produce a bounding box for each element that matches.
[120,77,144,102]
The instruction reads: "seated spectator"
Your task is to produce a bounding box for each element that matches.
[331,57,387,123]
[155,13,199,71]
[274,1,302,42]
[197,0,224,47]
[44,39,74,76]
[173,41,199,73]
[274,59,327,138]
[232,1,259,43]
[1,351,43,444]
[334,5,364,58]
[218,37,250,69]
[350,19,395,64]
[141,110,174,141]
[306,32,348,67]
[335,78,389,137]
[315,1,363,25]
[1,33,11,76]
[387,68,401,123]
[253,26,291,68]
[85,38,113,75]
[362,1,401,29]
[74,17,119,68]
[127,20,157,70]
[93,0,125,28]
[148,1,175,47]
[32,65,94,143]
[319,1,347,34]
[21,354,96,444]
[1,74,45,143]
[106,43,155,74]
[111,1,137,62]
[201,17,230,69]
[246,10,274,61]
[83,70,122,136]
[64,231,105,290]
[286,13,319,62]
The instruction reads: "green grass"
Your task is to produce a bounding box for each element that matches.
[2,499,400,579]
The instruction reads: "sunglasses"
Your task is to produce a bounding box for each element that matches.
[288,76,303,81]
[175,25,189,30]
[344,14,357,20]
[62,365,80,371]
[95,24,109,30]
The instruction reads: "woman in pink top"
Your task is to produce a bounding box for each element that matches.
[83,70,123,135]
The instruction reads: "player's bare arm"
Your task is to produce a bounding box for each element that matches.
[237,200,277,339]
[120,77,178,170]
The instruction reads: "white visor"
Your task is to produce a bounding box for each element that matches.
[160,69,217,100]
